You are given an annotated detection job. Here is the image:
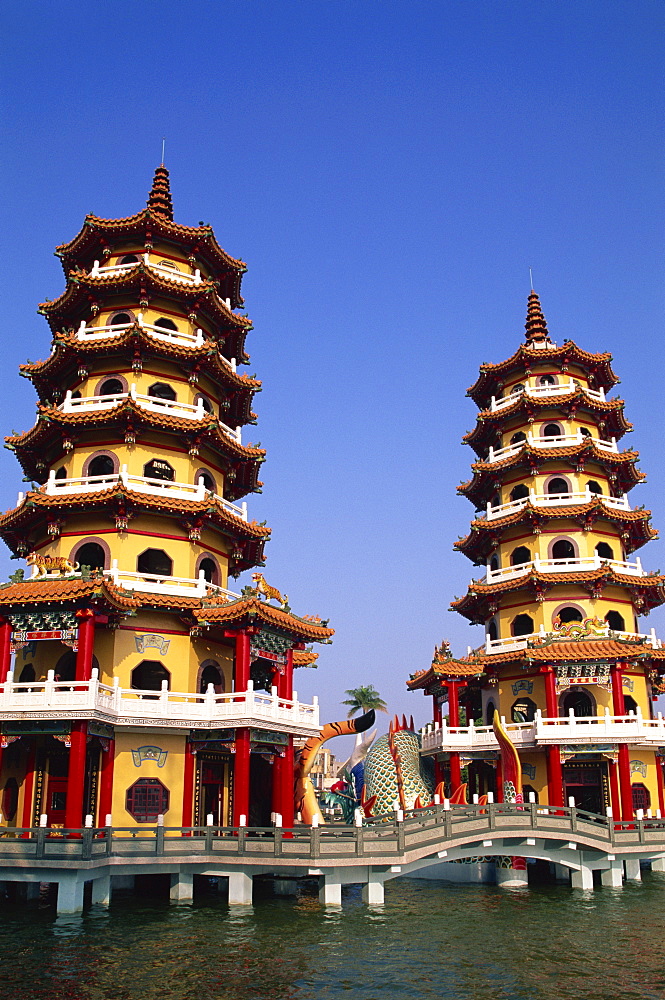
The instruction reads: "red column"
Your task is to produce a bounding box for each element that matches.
[0,618,12,683]
[75,608,96,682]
[181,744,195,831]
[447,681,462,792]
[97,737,115,825]
[234,630,251,693]
[20,742,36,833]
[281,736,295,829]
[609,760,622,821]
[233,728,251,826]
[657,758,665,816]
[542,667,564,807]
[611,663,633,820]
[65,722,88,832]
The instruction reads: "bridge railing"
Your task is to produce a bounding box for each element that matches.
[1,804,665,864]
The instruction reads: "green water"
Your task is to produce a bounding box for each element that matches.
[2,874,664,1000]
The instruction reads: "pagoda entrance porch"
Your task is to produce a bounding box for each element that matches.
[562,759,610,815]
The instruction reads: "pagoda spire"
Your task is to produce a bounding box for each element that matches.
[524,289,550,345]
[146,164,173,221]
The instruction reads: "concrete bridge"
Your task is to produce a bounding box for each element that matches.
[3,802,665,913]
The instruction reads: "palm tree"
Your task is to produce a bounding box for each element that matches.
[342,686,387,744]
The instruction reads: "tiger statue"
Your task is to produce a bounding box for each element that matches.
[26,553,79,577]
[294,710,376,825]
[250,572,284,605]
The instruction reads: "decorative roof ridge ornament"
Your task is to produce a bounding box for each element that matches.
[524,289,551,346]
[147,164,173,222]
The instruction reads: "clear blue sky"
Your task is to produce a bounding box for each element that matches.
[1,1,663,736]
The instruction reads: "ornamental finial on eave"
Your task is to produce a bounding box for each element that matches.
[524,289,550,345]
[147,164,173,221]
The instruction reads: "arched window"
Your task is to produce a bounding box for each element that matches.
[54,466,67,481]
[512,614,534,637]
[148,382,177,402]
[194,394,213,414]
[587,481,603,495]
[624,696,638,715]
[632,783,651,812]
[551,539,576,561]
[196,470,216,492]
[595,542,614,560]
[199,557,219,586]
[86,453,117,479]
[131,660,170,691]
[137,549,173,577]
[485,701,496,726]
[75,541,107,571]
[154,317,178,332]
[510,431,527,445]
[109,311,133,326]
[489,555,499,572]
[488,620,498,642]
[511,697,537,723]
[605,610,625,632]
[119,254,140,265]
[199,661,224,694]
[579,427,591,437]
[143,458,175,482]
[543,422,563,438]
[55,650,99,682]
[511,383,525,395]
[562,690,594,717]
[98,377,125,396]
[19,663,35,683]
[557,606,584,623]
[510,484,529,501]
[537,375,556,386]
[511,546,531,566]
[547,477,570,497]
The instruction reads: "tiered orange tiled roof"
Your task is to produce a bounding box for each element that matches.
[147,165,173,220]
[192,596,335,643]
[455,498,657,562]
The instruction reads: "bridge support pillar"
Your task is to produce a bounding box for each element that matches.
[319,876,342,906]
[571,866,593,890]
[495,857,528,887]
[274,879,297,896]
[228,872,253,905]
[91,874,111,906]
[601,862,623,888]
[170,872,193,901]
[651,857,665,873]
[361,872,385,905]
[57,876,85,914]
[624,858,642,881]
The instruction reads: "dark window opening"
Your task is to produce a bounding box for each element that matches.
[512,614,534,637]
[198,472,215,492]
[109,312,132,326]
[558,607,584,623]
[511,697,537,723]
[76,542,106,572]
[54,651,99,683]
[88,454,115,479]
[196,395,213,413]
[552,539,576,560]
[143,459,175,482]
[148,382,177,402]
[137,549,173,577]
[510,431,527,444]
[19,663,35,683]
[547,477,570,496]
[595,542,614,560]
[632,783,651,812]
[154,317,178,331]
[543,422,563,437]
[485,701,496,726]
[488,620,498,641]
[562,690,594,718]
[510,484,529,501]
[580,427,591,437]
[489,555,499,572]
[54,466,67,480]
[199,557,218,585]
[119,254,140,265]
[126,778,169,823]
[511,546,531,566]
[523,785,539,803]
[587,481,603,495]
[200,663,224,694]
[511,383,525,395]
[131,660,170,691]
[99,378,124,396]
[605,610,625,632]
[538,375,556,386]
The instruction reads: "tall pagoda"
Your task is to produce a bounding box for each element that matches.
[0,167,332,833]
[409,292,665,819]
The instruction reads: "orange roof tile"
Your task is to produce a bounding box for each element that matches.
[193,596,335,642]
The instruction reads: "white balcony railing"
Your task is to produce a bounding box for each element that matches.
[489,380,606,413]
[486,430,618,463]
[483,489,630,521]
[482,553,646,585]
[25,559,243,600]
[39,469,248,520]
[0,671,320,734]
[90,255,202,286]
[421,708,665,754]
[482,626,662,655]
[58,387,242,443]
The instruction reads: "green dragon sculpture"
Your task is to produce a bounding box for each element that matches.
[362,714,435,815]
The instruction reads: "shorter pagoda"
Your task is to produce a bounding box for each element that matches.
[409,293,665,820]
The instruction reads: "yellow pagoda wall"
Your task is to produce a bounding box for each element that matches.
[111,729,187,828]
